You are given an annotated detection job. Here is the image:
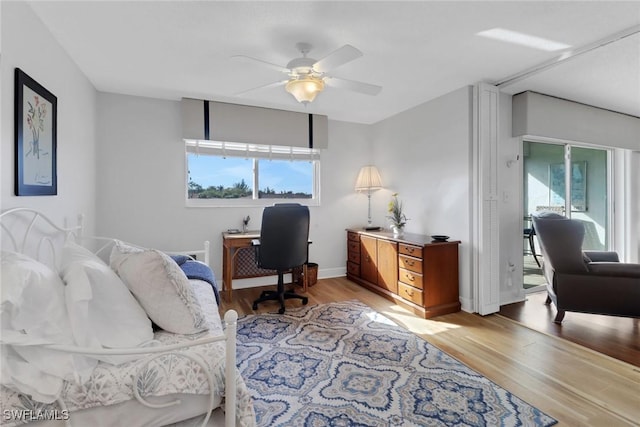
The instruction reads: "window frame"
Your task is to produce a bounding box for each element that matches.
[184,140,321,208]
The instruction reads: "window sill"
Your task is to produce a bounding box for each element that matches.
[185,197,320,208]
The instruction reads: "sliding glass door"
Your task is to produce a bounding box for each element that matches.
[522,141,610,290]
[569,146,609,250]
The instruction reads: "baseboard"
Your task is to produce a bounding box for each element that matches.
[459,296,474,313]
[318,267,346,279]
[215,267,347,290]
[224,274,295,289]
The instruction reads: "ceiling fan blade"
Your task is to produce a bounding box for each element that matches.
[325,77,382,96]
[313,44,363,73]
[235,80,288,96]
[231,55,290,73]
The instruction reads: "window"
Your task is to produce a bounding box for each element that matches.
[185,140,320,207]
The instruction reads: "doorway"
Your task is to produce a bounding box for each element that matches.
[522,141,610,292]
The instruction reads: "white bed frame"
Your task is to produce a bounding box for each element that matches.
[0,208,237,427]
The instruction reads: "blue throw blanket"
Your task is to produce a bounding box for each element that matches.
[171,255,220,305]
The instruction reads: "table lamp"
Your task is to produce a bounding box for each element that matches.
[355,165,383,230]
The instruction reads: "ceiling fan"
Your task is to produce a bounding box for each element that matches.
[232,42,382,104]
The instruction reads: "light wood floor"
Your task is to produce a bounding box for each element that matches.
[220,277,640,427]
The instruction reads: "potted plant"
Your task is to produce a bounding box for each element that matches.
[387,193,408,236]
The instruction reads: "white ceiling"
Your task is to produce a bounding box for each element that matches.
[27,1,640,124]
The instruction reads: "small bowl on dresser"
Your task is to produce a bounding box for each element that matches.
[431,235,450,242]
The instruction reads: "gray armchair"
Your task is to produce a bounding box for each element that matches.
[531,212,640,323]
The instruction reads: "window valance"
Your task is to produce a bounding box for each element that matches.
[181,98,328,149]
[512,91,640,150]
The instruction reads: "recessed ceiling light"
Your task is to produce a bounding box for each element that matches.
[477,28,571,51]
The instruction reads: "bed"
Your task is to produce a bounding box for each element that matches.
[0,208,256,427]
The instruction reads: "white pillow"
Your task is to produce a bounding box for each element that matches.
[0,251,96,403]
[1,251,70,341]
[109,241,207,334]
[59,241,154,349]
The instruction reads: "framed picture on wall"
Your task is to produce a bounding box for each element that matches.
[549,161,587,212]
[14,68,57,196]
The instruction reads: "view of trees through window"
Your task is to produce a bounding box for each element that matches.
[187,154,314,199]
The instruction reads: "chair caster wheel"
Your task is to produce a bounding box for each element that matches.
[302,297,308,305]
[278,307,285,314]
[252,303,258,310]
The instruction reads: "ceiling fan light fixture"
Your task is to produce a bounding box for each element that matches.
[285,76,325,103]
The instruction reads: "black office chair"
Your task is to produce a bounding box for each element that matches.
[252,204,309,314]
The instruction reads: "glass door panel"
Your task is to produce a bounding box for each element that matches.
[523,142,565,217]
[570,146,608,250]
[522,141,565,291]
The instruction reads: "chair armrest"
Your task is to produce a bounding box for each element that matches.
[587,262,640,278]
[583,251,619,262]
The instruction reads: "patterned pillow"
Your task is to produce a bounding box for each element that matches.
[109,241,207,334]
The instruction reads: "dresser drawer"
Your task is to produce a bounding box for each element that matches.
[348,240,360,255]
[347,261,360,276]
[399,268,423,289]
[398,282,423,305]
[348,231,360,242]
[348,250,360,264]
[399,243,422,258]
[399,254,422,274]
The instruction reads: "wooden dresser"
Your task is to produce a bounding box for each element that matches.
[346,229,461,319]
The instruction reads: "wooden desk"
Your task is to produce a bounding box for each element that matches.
[221,231,308,301]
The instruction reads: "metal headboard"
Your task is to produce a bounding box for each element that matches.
[0,207,83,269]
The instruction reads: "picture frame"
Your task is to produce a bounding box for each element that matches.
[549,161,587,212]
[14,68,57,196]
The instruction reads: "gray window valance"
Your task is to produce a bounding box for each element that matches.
[181,98,328,149]
[512,91,640,150]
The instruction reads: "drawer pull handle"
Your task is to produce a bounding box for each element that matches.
[407,260,414,266]
[405,289,413,296]
[406,274,414,281]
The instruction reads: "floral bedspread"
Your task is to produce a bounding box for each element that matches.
[0,281,256,427]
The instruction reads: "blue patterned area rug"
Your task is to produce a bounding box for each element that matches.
[236,301,557,427]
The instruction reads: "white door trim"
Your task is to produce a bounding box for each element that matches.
[472,83,501,315]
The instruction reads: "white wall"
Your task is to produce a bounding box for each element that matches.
[370,86,474,309]
[96,92,369,282]
[1,1,97,233]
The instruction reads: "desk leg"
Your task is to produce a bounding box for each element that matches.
[303,263,308,293]
[223,246,233,302]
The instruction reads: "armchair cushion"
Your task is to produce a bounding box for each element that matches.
[583,251,620,263]
[587,262,640,278]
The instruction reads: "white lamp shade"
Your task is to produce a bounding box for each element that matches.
[355,166,383,191]
[286,77,325,103]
